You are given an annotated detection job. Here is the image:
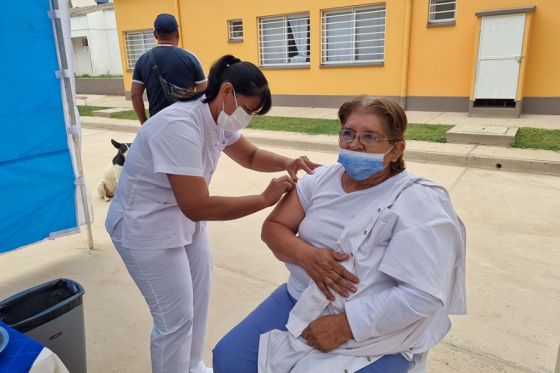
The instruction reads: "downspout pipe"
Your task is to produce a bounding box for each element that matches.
[175,0,184,48]
[400,0,413,109]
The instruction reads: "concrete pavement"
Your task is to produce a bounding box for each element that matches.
[0,127,559,372]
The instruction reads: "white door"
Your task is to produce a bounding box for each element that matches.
[72,37,93,76]
[474,14,526,99]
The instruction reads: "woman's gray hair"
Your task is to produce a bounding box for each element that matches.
[338,96,407,174]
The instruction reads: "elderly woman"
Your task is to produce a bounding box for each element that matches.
[213,96,466,373]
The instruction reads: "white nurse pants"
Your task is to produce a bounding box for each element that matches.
[111,222,212,373]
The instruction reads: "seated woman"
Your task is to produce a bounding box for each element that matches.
[213,96,466,373]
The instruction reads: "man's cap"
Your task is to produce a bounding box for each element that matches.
[154,13,178,33]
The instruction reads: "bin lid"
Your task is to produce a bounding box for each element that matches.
[0,278,84,333]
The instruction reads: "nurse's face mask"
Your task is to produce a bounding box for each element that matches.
[217,88,254,132]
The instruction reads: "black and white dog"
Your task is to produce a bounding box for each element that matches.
[97,139,131,201]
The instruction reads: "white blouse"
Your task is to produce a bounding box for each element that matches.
[105,97,240,250]
[259,166,466,373]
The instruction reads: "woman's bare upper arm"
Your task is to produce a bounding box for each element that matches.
[264,188,305,233]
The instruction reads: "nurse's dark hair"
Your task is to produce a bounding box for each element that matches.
[180,55,272,115]
[338,96,407,174]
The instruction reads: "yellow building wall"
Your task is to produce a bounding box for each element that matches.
[407,0,477,97]
[114,0,560,103]
[184,0,408,97]
[522,4,560,97]
[407,0,560,99]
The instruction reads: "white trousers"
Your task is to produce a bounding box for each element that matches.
[111,222,212,373]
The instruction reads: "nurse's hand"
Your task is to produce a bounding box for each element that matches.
[301,313,354,352]
[300,247,359,301]
[261,176,296,207]
[285,156,321,181]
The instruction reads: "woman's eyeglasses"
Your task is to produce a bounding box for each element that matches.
[338,129,392,146]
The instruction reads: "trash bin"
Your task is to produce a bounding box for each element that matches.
[0,278,86,373]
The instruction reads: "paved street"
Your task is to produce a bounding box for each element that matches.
[1,127,559,372]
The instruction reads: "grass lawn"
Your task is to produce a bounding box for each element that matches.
[77,106,105,116]
[77,106,144,120]
[248,116,453,143]
[513,127,560,152]
[248,116,340,135]
[77,106,559,151]
[113,110,141,120]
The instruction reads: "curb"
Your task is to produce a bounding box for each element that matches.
[81,116,139,133]
[80,116,560,176]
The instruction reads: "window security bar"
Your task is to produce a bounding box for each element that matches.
[321,53,384,58]
[431,10,456,15]
[320,28,386,37]
[322,5,386,64]
[228,20,243,40]
[258,14,310,67]
[260,44,310,51]
[125,30,155,69]
[322,18,385,26]
[428,0,456,22]
[321,23,385,32]
[429,0,456,8]
[321,57,384,63]
[324,8,386,18]
[321,45,385,53]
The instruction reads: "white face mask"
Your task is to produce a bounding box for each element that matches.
[217,89,253,132]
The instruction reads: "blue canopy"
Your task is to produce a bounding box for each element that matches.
[0,0,89,254]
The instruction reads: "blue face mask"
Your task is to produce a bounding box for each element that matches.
[337,147,393,181]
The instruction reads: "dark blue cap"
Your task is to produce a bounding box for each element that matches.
[154,13,178,33]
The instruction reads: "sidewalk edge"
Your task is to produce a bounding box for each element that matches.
[80,118,560,176]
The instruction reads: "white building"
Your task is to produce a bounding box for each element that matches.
[70,0,122,76]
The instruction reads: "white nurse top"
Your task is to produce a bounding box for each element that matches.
[105,97,240,250]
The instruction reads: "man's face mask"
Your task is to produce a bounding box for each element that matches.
[217,88,253,132]
[337,147,393,181]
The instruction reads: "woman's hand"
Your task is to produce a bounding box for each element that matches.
[301,313,354,352]
[261,176,297,207]
[285,156,321,181]
[300,247,359,301]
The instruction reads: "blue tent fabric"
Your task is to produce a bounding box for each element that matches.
[0,1,78,254]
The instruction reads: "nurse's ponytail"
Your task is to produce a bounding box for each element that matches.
[180,54,272,115]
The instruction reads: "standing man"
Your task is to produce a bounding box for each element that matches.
[131,13,207,124]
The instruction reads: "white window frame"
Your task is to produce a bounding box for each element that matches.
[258,13,310,67]
[124,30,155,70]
[228,19,244,42]
[321,5,386,66]
[428,0,457,24]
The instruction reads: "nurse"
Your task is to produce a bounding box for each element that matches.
[105,54,319,373]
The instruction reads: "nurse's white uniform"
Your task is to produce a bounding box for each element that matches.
[106,97,239,373]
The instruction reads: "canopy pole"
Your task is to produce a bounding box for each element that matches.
[50,0,94,251]
[555,342,560,373]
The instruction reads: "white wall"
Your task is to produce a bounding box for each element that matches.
[71,0,96,7]
[70,7,122,76]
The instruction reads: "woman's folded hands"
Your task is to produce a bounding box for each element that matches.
[300,247,360,301]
